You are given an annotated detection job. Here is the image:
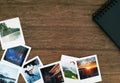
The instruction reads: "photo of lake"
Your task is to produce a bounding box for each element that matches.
[0,62,19,83]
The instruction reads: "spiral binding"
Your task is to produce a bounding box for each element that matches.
[93,0,119,20]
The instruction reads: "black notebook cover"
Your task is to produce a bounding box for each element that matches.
[93,0,120,48]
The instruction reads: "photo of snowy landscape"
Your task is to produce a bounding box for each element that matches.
[0,62,19,83]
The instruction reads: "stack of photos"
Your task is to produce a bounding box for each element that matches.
[0,17,102,83]
[60,55,102,83]
[0,17,32,83]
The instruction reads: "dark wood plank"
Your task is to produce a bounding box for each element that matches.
[23,26,118,50]
[0,0,120,83]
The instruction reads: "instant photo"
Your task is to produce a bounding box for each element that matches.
[61,61,78,80]
[1,45,31,67]
[40,62,64,83]
[0,17,25,50]
[60,55,80,83]
[77,55,102,83]
[21,56,43,83]
[0,62,20,83]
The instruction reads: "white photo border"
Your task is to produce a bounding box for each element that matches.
[60,55,80,83]
[0,62,20,83]
[1,45,31,68]
[21,56,43,83]
[76,54,102,83]
[0,17,25,50]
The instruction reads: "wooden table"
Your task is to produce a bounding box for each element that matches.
[0,0,120,83]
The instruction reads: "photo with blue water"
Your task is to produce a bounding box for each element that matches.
[4,46,29,67]
[23,59,42,83]
[0,62,19,83]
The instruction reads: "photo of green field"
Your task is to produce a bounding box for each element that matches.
[61,61,78,80]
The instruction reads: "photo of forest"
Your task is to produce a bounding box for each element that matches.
[0,23,20,42]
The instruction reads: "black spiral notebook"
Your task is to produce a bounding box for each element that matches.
[93,0,120,48]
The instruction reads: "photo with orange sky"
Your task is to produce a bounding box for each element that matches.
[77,56,99,79]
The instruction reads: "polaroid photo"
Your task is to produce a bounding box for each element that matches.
[0,17,25,50]
[39,61,64,83]
[61,55,78,61]
[60,55,80,83]
[1,45,31,68]
[76,55,102,83]
[21,56,43,83]
[0,62,20,83]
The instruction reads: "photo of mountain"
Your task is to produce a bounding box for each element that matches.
[61,61,78,80]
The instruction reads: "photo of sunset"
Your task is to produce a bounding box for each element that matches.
[77,57,99,79]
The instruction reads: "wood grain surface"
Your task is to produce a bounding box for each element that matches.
[0,0,120,83]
